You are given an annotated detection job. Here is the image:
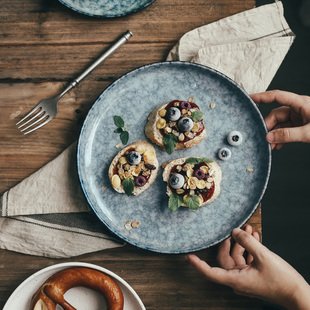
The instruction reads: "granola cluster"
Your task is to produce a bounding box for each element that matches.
[156,98,204,142]
[111,146,156,189]
[170,162,215,206]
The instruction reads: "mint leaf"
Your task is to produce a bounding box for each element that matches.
[122,178,135,196]
[114,127,123,133]
[168,193,183,212]
[191,110,203,121]
[185,157,213,164]
[163,133,178,155]
[120,130,129,145]
[185,195,200,210]
[114,115,125,128]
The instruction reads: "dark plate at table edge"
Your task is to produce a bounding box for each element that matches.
[77,61,272,254]
[58,0,156,18]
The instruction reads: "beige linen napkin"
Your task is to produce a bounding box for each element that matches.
[0,1,294,258]
[167,1,295,94]
[0,142,125,258]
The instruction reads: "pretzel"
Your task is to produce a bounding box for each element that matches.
[30,267,124,310]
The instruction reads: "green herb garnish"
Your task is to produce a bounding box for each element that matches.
[122,178,135,196]
[163,133,178,154]
[185,195,200,211]
[168,193,183,212]
[114,115,129,145]
[191,110,203,121]
[185,157,213,164]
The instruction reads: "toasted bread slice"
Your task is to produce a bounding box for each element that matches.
[162,157,221,209]
[145,99,206,153]
[109,141,158,196]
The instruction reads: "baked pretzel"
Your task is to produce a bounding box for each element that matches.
[30,267,124,310]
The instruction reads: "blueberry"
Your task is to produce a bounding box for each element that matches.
[180,101,192,110]
[194,169,205,180]
[227,131,243,146]
[169,173,185,189]
[178,117,193,132]
[218,148,232,161]
[167,107,181,121]
[135,175,146,187]
[127,151,141,165]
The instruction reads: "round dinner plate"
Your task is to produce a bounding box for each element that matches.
[77,61,271,254]
[3,262,145,310]
[58,0,155,17]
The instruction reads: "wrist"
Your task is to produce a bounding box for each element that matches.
[285,280,310,310]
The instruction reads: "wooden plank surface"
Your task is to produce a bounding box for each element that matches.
[0,0,261,309]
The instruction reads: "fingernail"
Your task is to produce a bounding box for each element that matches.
[266,132,275,143]
[232,227,242,234]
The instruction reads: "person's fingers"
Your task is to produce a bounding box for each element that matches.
[232,228,267,262]
[217,237,236,269]
[231,225,252,266]
[251,90,307,110]
[264,106,291,131]
[267,126,310,145]
[186,254,233,285]
[247,231,260,264]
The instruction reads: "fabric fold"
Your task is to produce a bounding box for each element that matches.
[167,1,295,94]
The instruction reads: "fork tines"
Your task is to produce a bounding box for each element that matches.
[16,106,51,135]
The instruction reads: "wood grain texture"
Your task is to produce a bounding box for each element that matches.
[0,0,261,309]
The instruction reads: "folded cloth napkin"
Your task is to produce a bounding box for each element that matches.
[0,1,294,258]
[167,0,295,94]
[0,142,125,258]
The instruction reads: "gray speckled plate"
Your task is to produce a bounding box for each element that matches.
[77,61,271,254]
[58,0,155,17]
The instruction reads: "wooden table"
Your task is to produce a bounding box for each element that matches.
[0,0,262,309]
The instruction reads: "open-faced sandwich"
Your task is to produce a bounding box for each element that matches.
[162,157,222,211]
[109,141,158,196]
[145,98,206,154]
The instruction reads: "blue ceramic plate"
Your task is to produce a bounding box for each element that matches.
[77,61,271,253]
[58,0,155,17]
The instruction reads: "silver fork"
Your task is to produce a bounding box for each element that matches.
[16,30,133,135]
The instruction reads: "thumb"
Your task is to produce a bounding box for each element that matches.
[267,127,309,144]
[232,228,266,261]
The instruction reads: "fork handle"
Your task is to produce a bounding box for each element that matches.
[57,30,133,99]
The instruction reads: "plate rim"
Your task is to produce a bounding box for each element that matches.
[58,0,156,18]
[77,60,272,254]
[3,262,146,310]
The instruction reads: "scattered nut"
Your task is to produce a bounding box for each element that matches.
[200,165,209,174]
[191,122,199,132]
[125,221,132,230]
[210,102,215,109]
[188,97,194,103]
[197,180,206,189]
[164,127,172,134]
[116,143,122,148]
[178,133,185,141]
[158,109,167,117]
[156,118,166,129]
[188,177,198,190]
[111,175,121,188]
[119,157,127,165]
[247,168,254,172]
[101,185,107,191]
[132,221,140,228]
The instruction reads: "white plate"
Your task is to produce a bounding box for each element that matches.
[3,262,145,310]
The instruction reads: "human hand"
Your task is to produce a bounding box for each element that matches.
[186,225,310,310]
[250,90,310,150]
